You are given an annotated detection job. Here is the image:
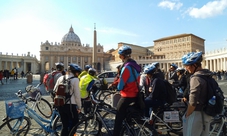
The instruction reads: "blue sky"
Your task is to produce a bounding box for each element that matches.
[0,0,227,60]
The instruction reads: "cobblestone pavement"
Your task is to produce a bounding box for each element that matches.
[0,75,227,135]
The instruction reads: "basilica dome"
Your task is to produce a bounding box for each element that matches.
[61,26,81,44]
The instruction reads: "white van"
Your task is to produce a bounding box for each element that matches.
[97,71,117,84]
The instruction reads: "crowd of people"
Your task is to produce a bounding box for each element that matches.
[42,45,219,136]
[0,68,28,85]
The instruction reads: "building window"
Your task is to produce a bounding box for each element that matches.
[45,47,49,50]
[73,57,76,62]
[98,49,100,52]
[45,56,48,61]
[84,56,88,62]
[60,56,64,62]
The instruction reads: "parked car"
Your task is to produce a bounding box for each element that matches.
[97,71,117,84]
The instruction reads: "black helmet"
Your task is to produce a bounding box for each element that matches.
[55,62,64,71]
[84,65,91,70]
[88,68,96,76]
[176,67,185,74]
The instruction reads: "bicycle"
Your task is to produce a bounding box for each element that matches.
[25,83,53,118]
[209,97,227,136]
[149,99,187,135]
[0,90,62,136]
[69,92,156,136]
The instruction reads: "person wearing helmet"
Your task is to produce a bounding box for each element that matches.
[168,63,178,83]
[113,45,141,136]
[43,62,65,101]
[53,63,82,136]
[181,52,213,136]
[139,65,151,97]
[151,62,165,80]
[172,67,187,97]
[143,65,167,117]
[78,65,91,79]
[79,68,97,98]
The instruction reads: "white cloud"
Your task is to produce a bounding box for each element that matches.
[188,0,227,18]
[158,0,183,10]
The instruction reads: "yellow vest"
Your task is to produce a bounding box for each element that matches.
[78,71,88,79]
[79,74,94,99]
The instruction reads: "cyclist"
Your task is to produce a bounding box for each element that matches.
[54,63,82,136]
[168,63,178,83]
[79,68,97,113]
[182,52,213,136]
[44,62,64,100]
[78,65,91,79]
[172,67,187,97]
[143,64,167,117]
[139,65,151,97]
[151,62,165,80]
[113,45,141,136]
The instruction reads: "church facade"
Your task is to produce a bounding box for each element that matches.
[40,26,112,73]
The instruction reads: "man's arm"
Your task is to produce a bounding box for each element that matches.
[186,104,196,117]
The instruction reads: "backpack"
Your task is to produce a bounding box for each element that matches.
[43,71,61,92]
[195,75,224,116]
[54,76,75,107]
[163,80,177,105]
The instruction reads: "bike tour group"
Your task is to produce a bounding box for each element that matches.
[1,45,223,136]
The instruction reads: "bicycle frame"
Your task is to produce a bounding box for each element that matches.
[90,94,149,136]
[17,90,61,134]
[25,105,60,133]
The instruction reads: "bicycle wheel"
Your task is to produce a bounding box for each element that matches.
[1,116,31,135]
[98,91,112,105]
[52,115,62,136]
[36,98,52,118]
[152,109,183,134]
[69,116,102,136]
[119,118,156,136]
[102,112,116,134]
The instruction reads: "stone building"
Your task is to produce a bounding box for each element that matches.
[108,33,206,72]
[40,26,112,73]
[0,52,39,74]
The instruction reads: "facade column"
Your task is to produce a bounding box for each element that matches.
[218,58,221,70]
[224,57,226,71]
[206,60,209,69]
[5,61,8,70]
[214,59,216,71]
[10,61,13,71]
[209,60,212,71]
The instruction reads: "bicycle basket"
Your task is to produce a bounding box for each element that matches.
[26,85,41,98]
[5,99,26,119]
